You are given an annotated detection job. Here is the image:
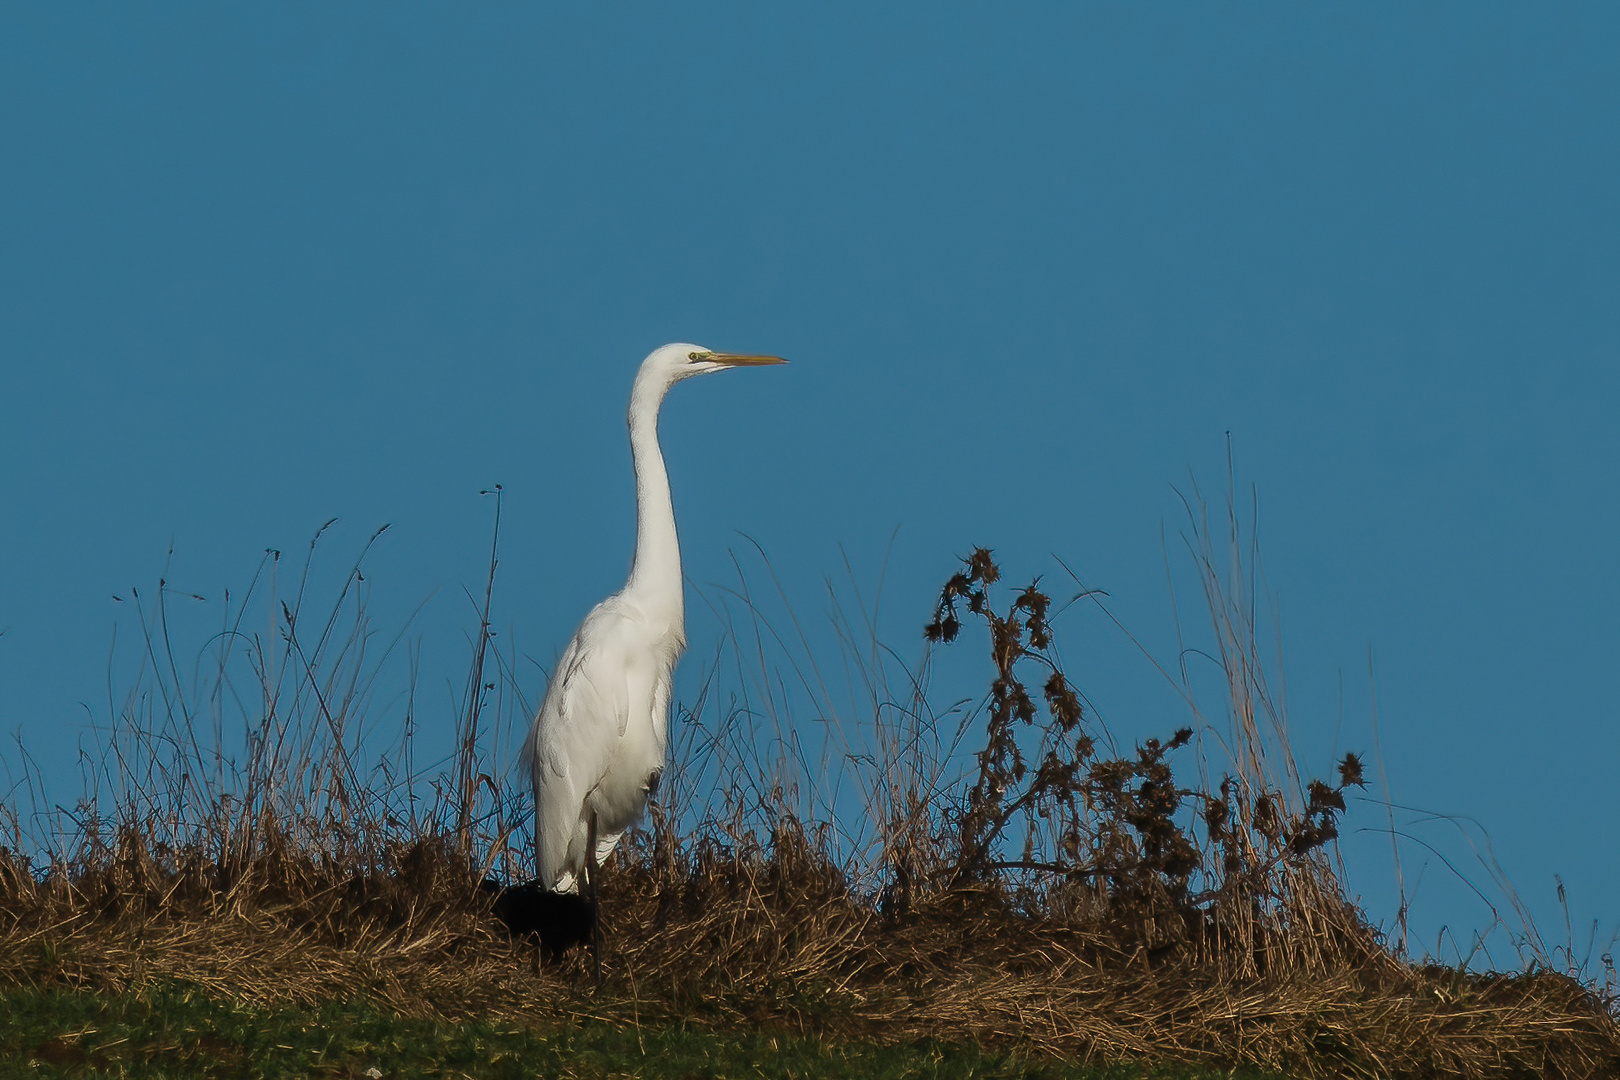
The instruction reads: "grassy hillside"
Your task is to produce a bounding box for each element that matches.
[1,495,1614,1078]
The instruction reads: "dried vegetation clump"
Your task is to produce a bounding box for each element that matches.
[0,508,1615,1079]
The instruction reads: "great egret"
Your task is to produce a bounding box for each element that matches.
[521,343,786,958]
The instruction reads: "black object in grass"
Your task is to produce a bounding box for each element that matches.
[479,879,595,963]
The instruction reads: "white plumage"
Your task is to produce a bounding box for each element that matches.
[524,343,786,894]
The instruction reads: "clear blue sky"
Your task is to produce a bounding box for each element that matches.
[2,5,1616,965]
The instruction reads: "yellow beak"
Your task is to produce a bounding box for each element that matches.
[710,352,788,367]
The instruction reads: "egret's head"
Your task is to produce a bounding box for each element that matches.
[640,342,787,388]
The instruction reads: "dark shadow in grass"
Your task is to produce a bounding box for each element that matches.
[479,877,595,963]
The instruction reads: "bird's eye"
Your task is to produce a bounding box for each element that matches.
[687,352,706,362]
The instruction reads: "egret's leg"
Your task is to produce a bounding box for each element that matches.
[586,811,602,984]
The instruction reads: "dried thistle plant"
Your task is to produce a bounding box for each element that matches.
[924,547,1366,939]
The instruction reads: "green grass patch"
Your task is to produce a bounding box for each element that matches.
[0,983,1279,1080]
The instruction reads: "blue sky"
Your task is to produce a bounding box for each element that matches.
[2,4,1616,965]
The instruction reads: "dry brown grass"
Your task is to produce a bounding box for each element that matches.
[1,491,1615,1078]
[1,828,1614,1079]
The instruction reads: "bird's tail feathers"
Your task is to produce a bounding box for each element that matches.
[594,829,624,867]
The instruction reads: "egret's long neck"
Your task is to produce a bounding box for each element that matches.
[624,373,684,628]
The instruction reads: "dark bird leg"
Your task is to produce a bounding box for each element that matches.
[586,810,603,984]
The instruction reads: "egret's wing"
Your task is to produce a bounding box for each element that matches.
[527,606,635,889]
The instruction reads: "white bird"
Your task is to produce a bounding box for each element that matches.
[523,343,786,900]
